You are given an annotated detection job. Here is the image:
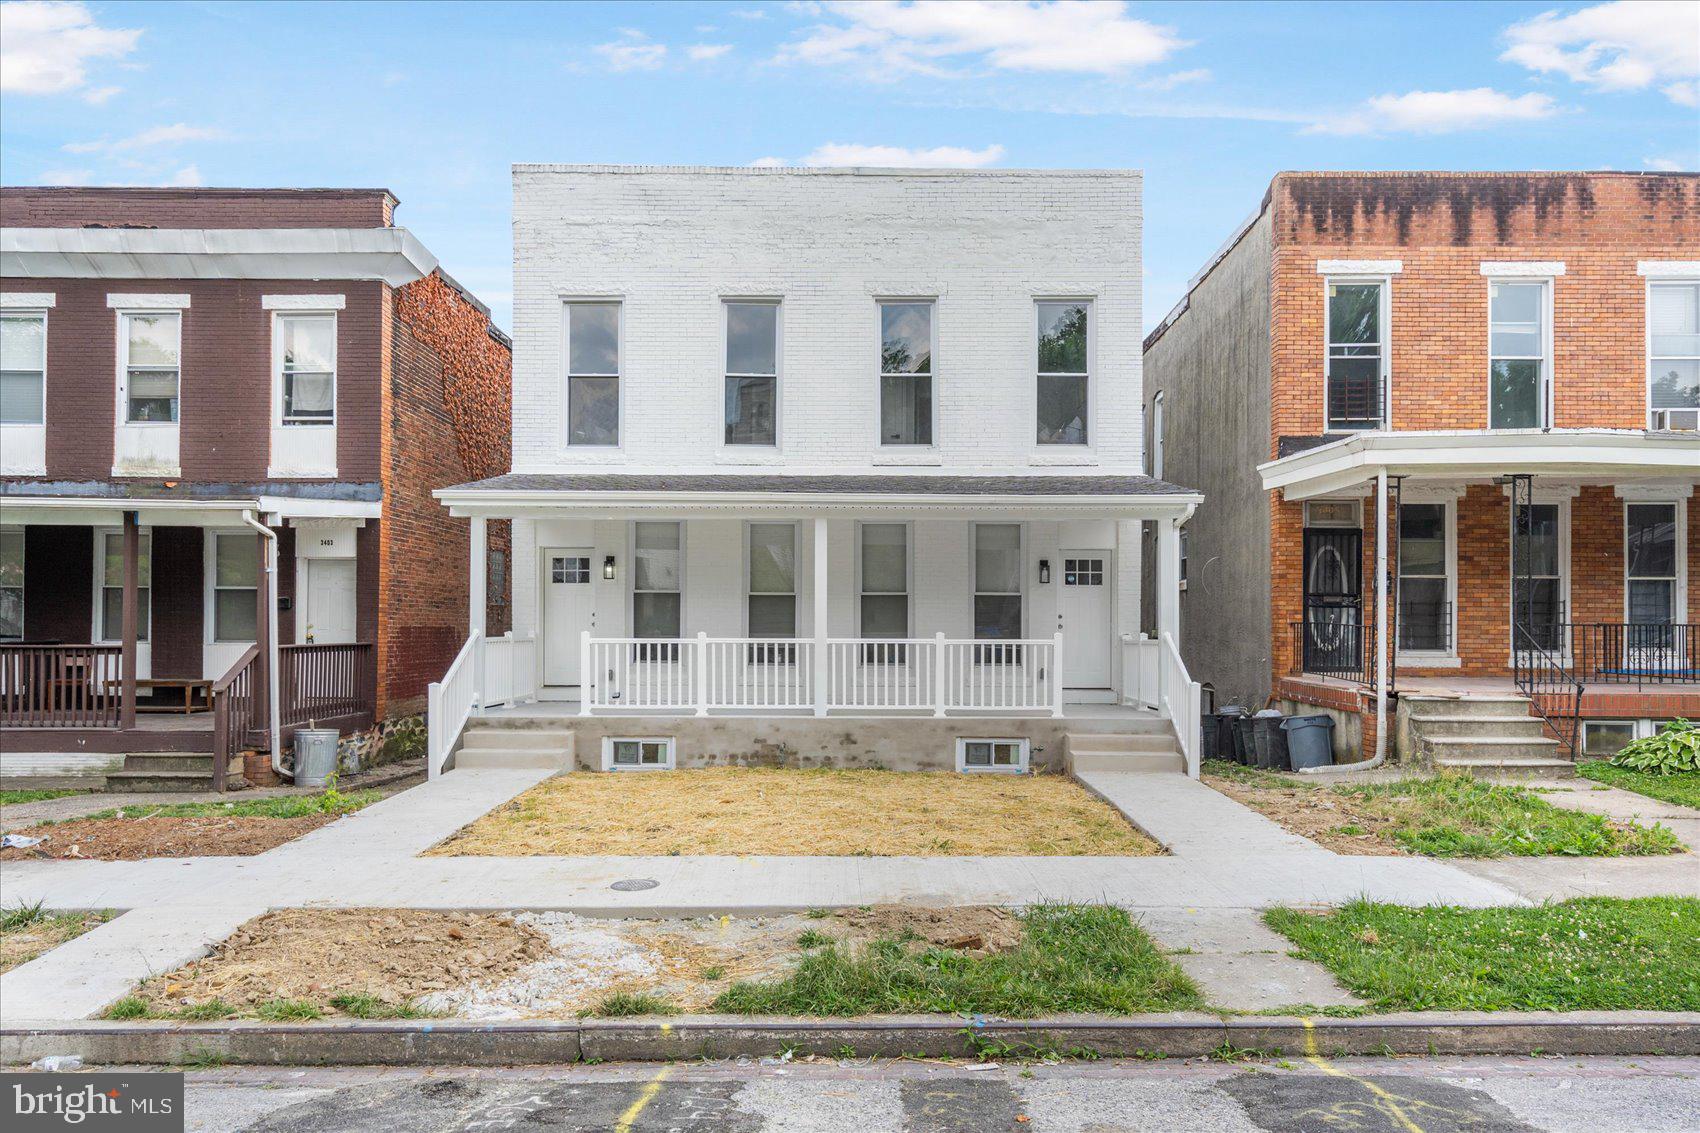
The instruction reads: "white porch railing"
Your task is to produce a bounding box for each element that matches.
[1119,633,1161,710]
[481,631,539,709]
[1156,630,1203,778]
[426,631,480,779]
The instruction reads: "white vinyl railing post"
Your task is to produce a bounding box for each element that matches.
[1051,630,1065,717]
[932,632,947,717]
[426,680,443,779]
[578,629,592,716]
[695,631,709,716]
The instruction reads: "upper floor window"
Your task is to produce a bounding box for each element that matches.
[1325,282,1384,430]
[879,301,933,445]
[1150,391,1165,479]
[278,314,336,426]
[1489,281,1548,429]
[725,301,778,446]
[0,312,46,426]
[567,302,620,446]
[1649,282,1699,430]
[1036,301,1088,445]
[120,312,180,424]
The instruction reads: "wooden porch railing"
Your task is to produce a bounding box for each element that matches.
[211,644,263,793]
[0,644,123,728]
[280,642,376,728]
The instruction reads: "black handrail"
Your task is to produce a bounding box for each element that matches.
[1511,624,1582,759]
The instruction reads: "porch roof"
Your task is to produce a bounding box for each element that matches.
[435,472,1202,519]
[1259,429,1700,501]
[0,479,382,524]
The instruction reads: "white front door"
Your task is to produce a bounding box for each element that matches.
[299,558,357,644]
[1058,550,1112,689]
[542,548,594,687]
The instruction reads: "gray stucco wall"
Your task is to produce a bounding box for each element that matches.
[1141,211,1274,710]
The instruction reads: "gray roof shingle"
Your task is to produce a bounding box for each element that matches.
[440,472,1198,497]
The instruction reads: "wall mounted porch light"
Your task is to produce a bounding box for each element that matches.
[603,555,617,580]
[1038,559,1052,584]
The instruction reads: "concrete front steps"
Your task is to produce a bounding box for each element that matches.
[103,752,221,792]
[454,725,574,772]
[1402,694,1573,779]
[1063,731,1184,774]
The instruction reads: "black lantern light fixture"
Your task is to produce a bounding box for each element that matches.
[1038,559,1052,584]
[603,554,617,580]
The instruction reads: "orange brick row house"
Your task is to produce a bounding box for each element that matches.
[0,187,510,790]
[1144,172,1699,773]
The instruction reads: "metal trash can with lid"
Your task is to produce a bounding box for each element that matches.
[1214,707,1247,761]
[1281,714,1336,771]
[293,728,340,788]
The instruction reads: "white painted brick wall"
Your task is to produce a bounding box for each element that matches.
[511,165,1144,475]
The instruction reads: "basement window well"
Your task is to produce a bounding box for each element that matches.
[603,737,675,772]
[956,738,1029,774]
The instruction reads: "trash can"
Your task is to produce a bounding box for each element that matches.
[1200,713,1218,762]
[1214,707,1247,761]
[1233,716,1258,765]
[1281,714,1336,771]
[293,728,340,788]
[1252,709,1290,771]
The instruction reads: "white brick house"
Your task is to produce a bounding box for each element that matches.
[434,166,1202,776]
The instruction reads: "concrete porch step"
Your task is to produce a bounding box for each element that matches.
[1423,735,1566,762]
[460,729,575,752]
[1408,714,1549,739]
[454,749,572,771]
[120,752,215,774]
[1400,694,1538,718]
[1063,732,1178,753]
[1434,754,1576,779]
[103,768,218,792]
[1067,749,1185,774]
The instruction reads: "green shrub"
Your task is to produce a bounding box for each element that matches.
[1611,719,1699,776]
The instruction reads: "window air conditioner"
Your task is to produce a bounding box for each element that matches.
[1651,409,1699,431]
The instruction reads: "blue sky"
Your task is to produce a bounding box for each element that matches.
[3,1,1696,331]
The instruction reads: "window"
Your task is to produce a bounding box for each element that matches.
[120,312,180,423]
[747,523,796,637]
[1511,502,1561,652]
[1036,301,1088,444]
[725,301,778,446]
[1625,503,1677,626]
[1582,720,1637,760]
[1150,391,1165,478]
[487,549,507,607]
[278,313,335,425]
[1177,532,1188,586]
[213,532,259,642]
[567,302,620,446]
[98,531,151,641]
[973,524,1022,641]
[879,301,933,445]
[550,556,590,584]
[603,736,675,771]
[0,312,46,425]
[1065,557,1104,586]
[956,737,1029,773]
[0,528,21,641]
[1649,282,1700,428]
[1489,281,1548,429]
[859,523,909,639]
[1398,503,1451,652]
[1326,282,1384,429]
[633,522,682,639]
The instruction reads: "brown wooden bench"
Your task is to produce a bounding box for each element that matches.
[135,678,213,714]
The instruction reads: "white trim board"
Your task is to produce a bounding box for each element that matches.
[0,292,55,308]
[1316,259,1402,275]
[1638,261,1700,278]
[262,294,347,310]
[1480,262,1566,277]
[107,293,190,309]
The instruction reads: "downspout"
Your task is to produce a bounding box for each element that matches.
[243,510,287,781]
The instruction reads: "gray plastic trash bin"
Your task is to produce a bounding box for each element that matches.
[1281,714,1335,770]
[293,728,340,788]
[1252,709,1290,771]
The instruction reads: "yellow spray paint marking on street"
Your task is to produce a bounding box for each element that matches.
[614,1064,672,1132]
[1300,1019,1426,1133]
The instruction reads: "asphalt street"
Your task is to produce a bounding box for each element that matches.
[164,1055,1700,1132]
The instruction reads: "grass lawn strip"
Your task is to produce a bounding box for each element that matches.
[1204,760,1681,858]
[1265,897,1700,1013]
[0,788,93,806]
[1576,761,1700,812]
[1,904,114,972]
[431,767,1158,857]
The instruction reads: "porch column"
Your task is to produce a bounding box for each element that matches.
[119,510,139,729]
[1156,516,1182,645]
[469,515,487,711]
[253,523,271,738]
[812,516,829,717]
[1373,469,1390,763]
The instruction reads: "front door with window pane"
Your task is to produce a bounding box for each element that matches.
[1059,552,1111,688]
[1302,528,1362,674]
[1397,504,1450,652]
[542,549,594,687]
[1626,503,1679,662]
[1511,503,1563,651]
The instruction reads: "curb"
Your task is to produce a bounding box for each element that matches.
[5,1011,1698,1066]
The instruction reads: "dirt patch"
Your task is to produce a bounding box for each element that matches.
[834,905,1022,954]
[1,912,113,972]
[1205,774,1408,856]
[0,815,336,861]
[429,767,1159,857]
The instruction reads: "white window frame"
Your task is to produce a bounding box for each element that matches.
[564,299,623,449]
[93,527,152,643]
[855,520,913,639]
[0,309,48,426]
[1646,279,1700,430]
[1507,496,1571,659]
[1304,499,1363,528]
[1622,499,1686,626]
[207,530,260,644]
[629,520,684,640]
[1034,298,1093,448]
[0,526,23,642]
[971,521,1025,641]
[874,298,936,449]
[1322,276,1390,432]
[955,737,1030,774]
[1581,718,1677,760]
[743,520,799,638]
[601,736,676,771]
[115,309,182,426]
[1396,496,1458,660]
[273,310,337,427]
[723,298,782,449]
[1150,390,1165,479]
[1487,277,1554,431]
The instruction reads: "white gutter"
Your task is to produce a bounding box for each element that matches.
[433,487,1204,519]
[242,510,288,782]
[1,227,438,287]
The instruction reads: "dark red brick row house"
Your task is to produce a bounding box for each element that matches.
[1144,171,1699,773]
[0,187,510,789]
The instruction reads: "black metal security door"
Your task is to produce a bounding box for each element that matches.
[1303,528,1364,675]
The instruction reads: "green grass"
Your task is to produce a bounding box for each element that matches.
[587,992,679,1018]
[74,789,379,823]
[712,904,1202,1018]
[175,999,238,1021]
[1265,897,1700,1012]
[103,996,151,1020]
[1204,760,1683,858]
[0,901,46,932]
[1577,762,1700,811]
[0,788,92,806]
[328,993,442,1019]
[255,998,324,1021]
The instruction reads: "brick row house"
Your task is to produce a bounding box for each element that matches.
[0,187,510,789]
[1144,171,1699,773]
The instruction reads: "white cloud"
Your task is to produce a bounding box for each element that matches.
[687,43,733,61]
[1502,0,1699,106]
[753,142,1007,168]
[731,6,771,18]
[63,122,228,155]
[0,0,141,97]
[1139,67,1210,92]
[1309,88,1559,136]
[162,164,202,187]
[1645,155,1694,171]
[778,0,1188,78]
[594,31,667,71]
